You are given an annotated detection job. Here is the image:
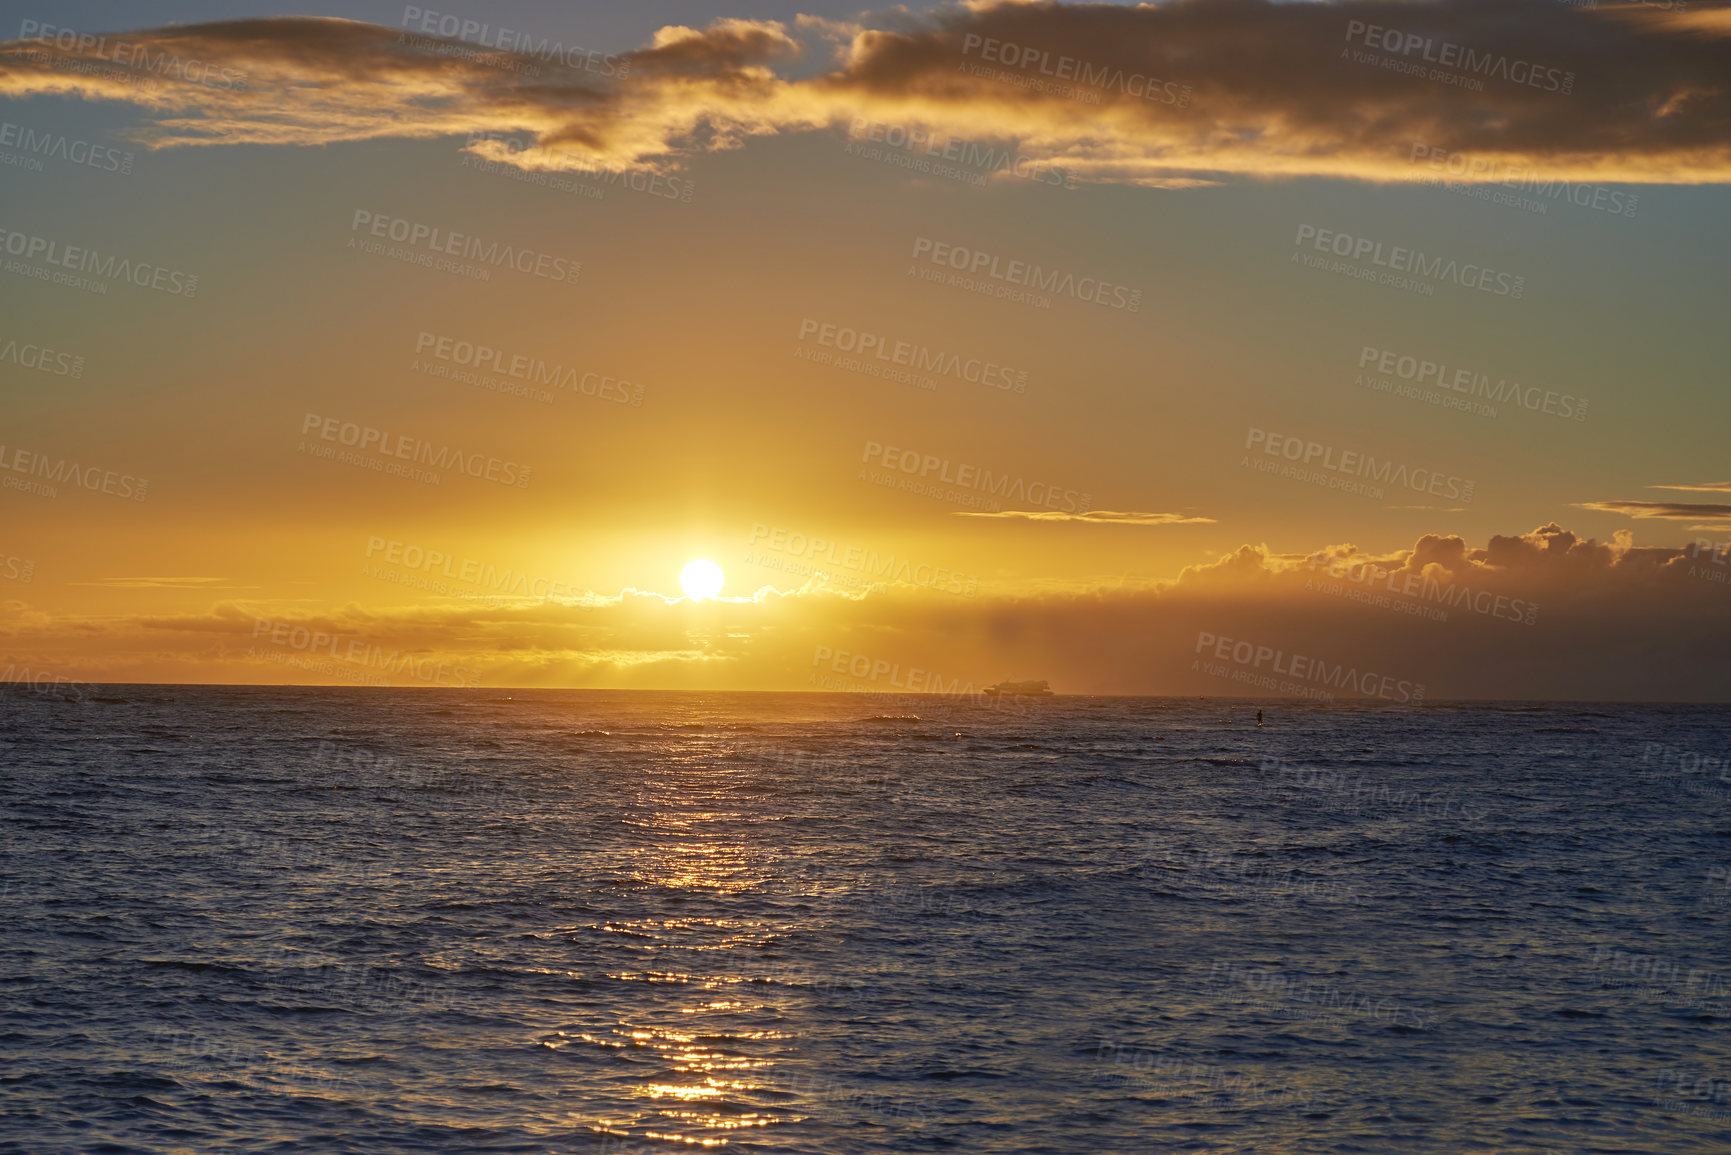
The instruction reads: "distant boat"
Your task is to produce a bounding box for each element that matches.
[983,680,1054,697]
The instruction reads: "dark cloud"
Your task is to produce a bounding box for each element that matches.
[4,1,1730,183]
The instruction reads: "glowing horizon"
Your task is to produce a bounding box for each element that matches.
[3,0,1730,700]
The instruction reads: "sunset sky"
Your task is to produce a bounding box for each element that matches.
[3,0,1730,698]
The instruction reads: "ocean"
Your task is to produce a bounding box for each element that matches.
[1,686,1728,1152]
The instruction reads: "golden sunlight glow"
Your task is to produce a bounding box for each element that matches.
[680,559,725,601]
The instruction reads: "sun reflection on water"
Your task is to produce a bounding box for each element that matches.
[582,747,808,1146]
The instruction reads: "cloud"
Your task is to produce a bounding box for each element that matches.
[1651,481,1731,492]
[1577,500,1731,519]
[0,15,813,171]
[67,576,245,588]
[955,509,1216,524]
[5,524,1729,700]
[1174,522,1693,591]
[5,1,1731,184]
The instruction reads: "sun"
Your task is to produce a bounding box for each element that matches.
[679,558,725,600]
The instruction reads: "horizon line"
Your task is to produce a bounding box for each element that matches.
[4,680,1725,706]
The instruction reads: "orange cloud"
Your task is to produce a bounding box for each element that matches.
[1577,501,1731,519]
[6,1,1731,184]
[955,509,1215,524]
